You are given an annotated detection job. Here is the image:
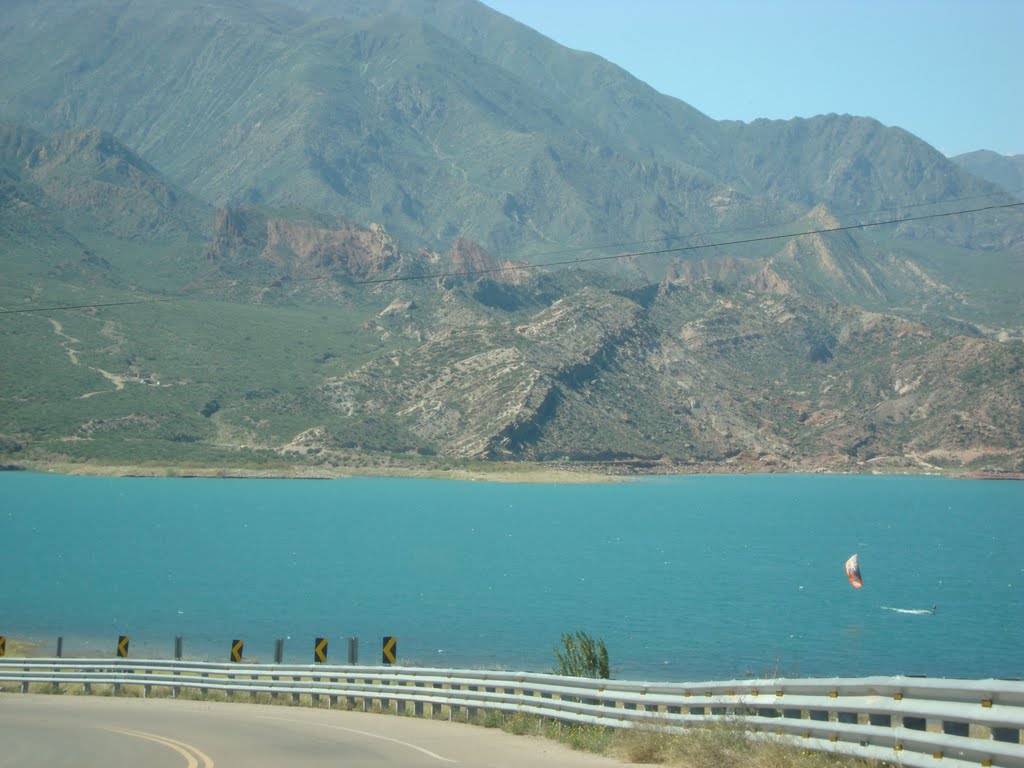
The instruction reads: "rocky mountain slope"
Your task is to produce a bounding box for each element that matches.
[0,1,1021,477]
[1,121,1020,476]
[0,0,1018,301]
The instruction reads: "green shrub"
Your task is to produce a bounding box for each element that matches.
[553,630,609,678]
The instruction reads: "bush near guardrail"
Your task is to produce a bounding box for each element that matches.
[1,659,1022,768]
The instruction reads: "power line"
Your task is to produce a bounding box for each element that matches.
[180,190,1022,293]
[353,200,1024,285]
[196,189,1023,291]
[491,187,1024,263]
[1,200,1021,315]
[0,297,178,315]
[263,188,1024,285]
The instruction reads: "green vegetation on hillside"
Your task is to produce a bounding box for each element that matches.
[1,0,1018,284]
[0,1,1021,478]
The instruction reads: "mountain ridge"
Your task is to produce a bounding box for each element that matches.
[951,150,1024,200]
[1,0,1016,266]
[0,0,1021,478]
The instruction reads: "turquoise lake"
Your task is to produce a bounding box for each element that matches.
[1,472,1021,681]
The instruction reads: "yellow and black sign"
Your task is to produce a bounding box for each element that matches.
[230,639,243,663]
[382,636,397,665]
[314,637,328,663]
[117,635,129,658]
[0,636,6,657]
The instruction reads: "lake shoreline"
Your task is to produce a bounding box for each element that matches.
[3,457,1019,483]
[2,459,619,484]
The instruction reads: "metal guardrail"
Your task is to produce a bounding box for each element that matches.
[2,659,1022,768]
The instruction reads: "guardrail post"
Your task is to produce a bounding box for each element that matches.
[56,637,63,658]
[348,637,358,665]
[171,636,182,697]
[371,678,380,713]
[274,638,284,664]
[431,683,443,717]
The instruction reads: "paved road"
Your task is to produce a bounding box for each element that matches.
[0,694,631,767]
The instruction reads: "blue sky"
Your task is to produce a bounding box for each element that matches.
[482,0,1023,157]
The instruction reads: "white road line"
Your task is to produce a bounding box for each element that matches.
[256,714,458,763]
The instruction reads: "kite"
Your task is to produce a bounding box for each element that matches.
[845,553,863,589]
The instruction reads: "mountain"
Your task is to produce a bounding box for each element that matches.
[4,204,1022,475]
[0,122,211,289]
[0,1,1021,478]
[951,150,1024,200]
[0,0,1019,309]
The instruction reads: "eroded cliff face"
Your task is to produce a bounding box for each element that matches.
[443,237,529,286]
[447,237,491,278]
[208,207,254,261]
[207,206,399,280]
[263,219,397,279]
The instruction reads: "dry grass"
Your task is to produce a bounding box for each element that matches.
[0,638,41,657]
[612,722,881,768]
